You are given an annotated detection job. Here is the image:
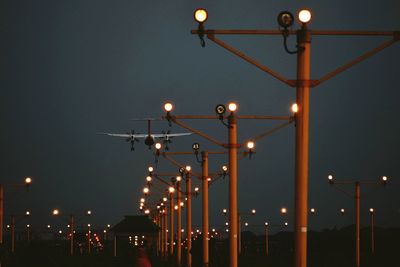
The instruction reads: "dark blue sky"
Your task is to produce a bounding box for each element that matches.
[1,0,399,233]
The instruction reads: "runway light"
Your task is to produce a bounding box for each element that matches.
[277,11,294,28]
[228,102,237,112]
[247,141,255,149]
[194,8,208,23]
[155,143,162,150]
[163,102,173,112]
[291,103,299,113]
[52,209,60,216]
[298,9,312,24]
[25,177,32,184]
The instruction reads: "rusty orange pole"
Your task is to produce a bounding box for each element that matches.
[163,208,168,259]
[177,180,182,266]
[355,182,360,267]
[294,25,311,267]
[228,111,238,267]
[186,172,192,267]
[201,151,209,267]
[169,193,174,256]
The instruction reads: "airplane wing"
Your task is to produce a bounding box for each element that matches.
[97,132,148,138]
[152,133,193,138]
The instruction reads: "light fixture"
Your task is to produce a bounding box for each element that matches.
[215,104,226,116]
[251,209,256,215]
[281,207,287,214]
[25,177,32,184]
[146,176,152,182]
[291,103,299,113]
[169,187,175,194]
[176,176,182,182]
[277,11,294,29]
[185,165,192,172]
[228,102,237,112]
[328,175,334,184]
[52,209,60,216]
[194,8,208,23]
[148,166,154,173]
[155,142,162,150]
[163,102,173,113]
[369,208,374,213]
[298,9,312,24]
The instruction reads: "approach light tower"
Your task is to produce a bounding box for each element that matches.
[192,8,399,267]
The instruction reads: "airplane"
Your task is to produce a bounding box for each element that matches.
[98,119,192,151]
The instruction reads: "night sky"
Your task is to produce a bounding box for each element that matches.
[1,0,399,234]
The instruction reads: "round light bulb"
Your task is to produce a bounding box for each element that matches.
[176,176,182,182]
[291,103,299,113]
[146,176,152,182]
[148,166,154,172]
[247,141,255,149]
[194,8,208,23]
[185,165,192,172]
[163,102,173,112]
[281,207,287,214]
[169,187,175,194]
[155,143,162,150]
[298,9,312,24]
[52,209,60,216]
[228,102,237,112]
[25,177,32,184]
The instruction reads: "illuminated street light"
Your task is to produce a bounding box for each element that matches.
[340,208,345,214]
[186,165,192,172]
[222,208,227,215]
[168,187,175,194]
[251,209,256,215]
[281,207,288,214]
[176,176,182,182]
[145,209,150,214]
[310,208,316,214]
[298,9,312,24]
[382,176,388,184]
[163,197,168,202]
[146,176,152,182]
[148,166,154,173]
[25,211,30,216]
[328,175,334,184]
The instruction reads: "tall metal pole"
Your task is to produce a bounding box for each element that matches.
[228,112,238,267]
[238,214,241,255]
[186,172,192,267]
[355,182,360,267]
[201,151,209,267]
[0,185,3,245]
[371,210,375,254]
[88,224,91,254]
[169,193,174,256]
[70,215,74,256]
[265,224,269,256]
[163,209,168,259]
[294,26,311,267]
[157,214,161,257]
[177,181,182,266]
[11,215,15,253]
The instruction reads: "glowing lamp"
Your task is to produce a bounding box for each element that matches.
[194,8,208,23]
[163,102,173,112]
[298,9,312,24]
[228,102,237,112]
